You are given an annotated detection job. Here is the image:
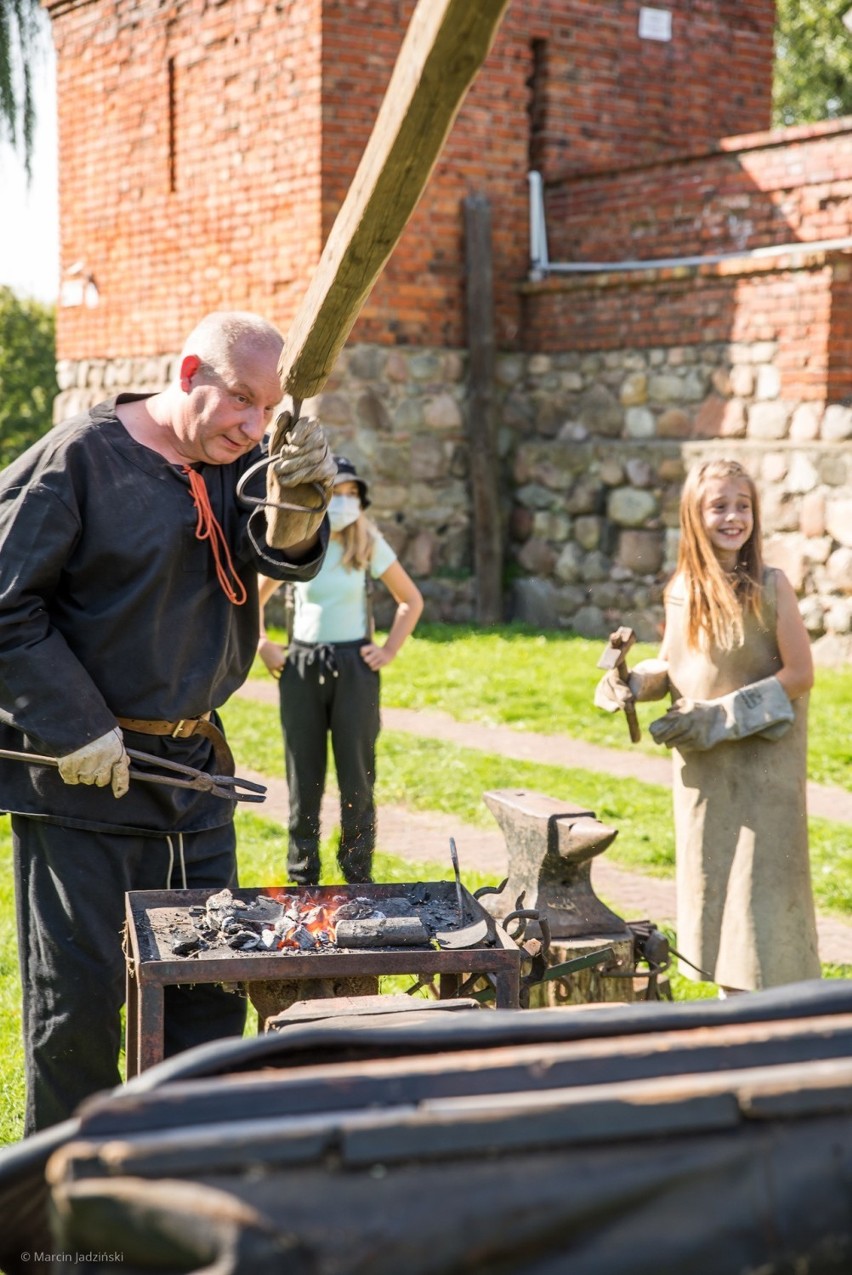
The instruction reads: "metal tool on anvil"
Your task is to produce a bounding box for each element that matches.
[596,625,642,743]
[0,745,267,803]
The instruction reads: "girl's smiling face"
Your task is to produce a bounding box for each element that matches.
[701,475,754,568]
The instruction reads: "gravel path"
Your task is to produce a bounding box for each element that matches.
[234,682,852,965]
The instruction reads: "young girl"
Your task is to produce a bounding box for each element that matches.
[258,456,423,886]
[597,458,820,991]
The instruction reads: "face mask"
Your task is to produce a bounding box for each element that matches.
[328,493,361,532]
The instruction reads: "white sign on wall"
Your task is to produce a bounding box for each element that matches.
[638,7,673,41]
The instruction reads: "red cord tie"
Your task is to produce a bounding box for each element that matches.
[183,467,248,606]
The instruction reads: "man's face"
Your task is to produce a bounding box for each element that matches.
[176,340,283,465]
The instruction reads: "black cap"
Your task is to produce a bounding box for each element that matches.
[333,455,371,508]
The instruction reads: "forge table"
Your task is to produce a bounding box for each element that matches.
[124,883,522,1076]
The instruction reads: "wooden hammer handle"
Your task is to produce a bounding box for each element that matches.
[617,656,642,744]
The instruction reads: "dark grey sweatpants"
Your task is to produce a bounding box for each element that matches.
[279,639,380,885]
[12,816,247,1134]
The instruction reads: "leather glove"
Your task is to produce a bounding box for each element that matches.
[594,659,670,713]
[649,675,794,752]
[265,412,337,548]
[57,727,130,798]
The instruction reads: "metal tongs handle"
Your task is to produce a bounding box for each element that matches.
[0,745,267,804]
[126,749,267,803]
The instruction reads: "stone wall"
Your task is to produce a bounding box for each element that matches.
[54,337,852,652]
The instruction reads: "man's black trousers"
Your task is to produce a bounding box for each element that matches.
[12,816,247,1135]
[279,639,379,885]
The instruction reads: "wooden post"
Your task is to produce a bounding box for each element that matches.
[464,193,503,625]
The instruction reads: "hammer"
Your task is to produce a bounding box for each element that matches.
[596,627,641,744]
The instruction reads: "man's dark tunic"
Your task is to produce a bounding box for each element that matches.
[0,397,326,1132]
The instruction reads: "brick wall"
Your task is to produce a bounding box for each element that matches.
[45,0,775,362]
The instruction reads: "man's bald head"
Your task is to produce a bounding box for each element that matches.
[180,311,284,387]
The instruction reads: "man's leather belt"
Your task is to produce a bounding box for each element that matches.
[116,715,234,776]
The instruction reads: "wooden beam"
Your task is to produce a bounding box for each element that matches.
[464,193,504,625]
[278,0,511,402]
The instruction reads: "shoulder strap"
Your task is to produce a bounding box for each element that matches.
[284,581,295,644]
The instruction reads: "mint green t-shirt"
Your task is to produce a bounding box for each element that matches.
[291,532,397,644]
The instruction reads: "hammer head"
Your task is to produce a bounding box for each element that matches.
[596,626,637,671]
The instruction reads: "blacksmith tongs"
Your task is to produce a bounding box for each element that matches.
[0,745,267,803]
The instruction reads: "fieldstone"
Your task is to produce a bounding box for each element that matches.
[385,351,410,383]
[762,451,788,483]
[516,483,554,510]
[442,351,465,383]
[607,487,658,526]
[570,605,607,639]
[803,535,832,564]
[800,489,826,538]
[681,370,709,402]
[625,458,654,488]
[561,371,584,391]
[391,398,424,434]
[496,354,526,387]
[620,371,647,406]
[577,384,623,437]
[798,596,825,636]
[729,364,755,397]
[557,421,590,441]
[754,364,781,401]
[763,536,806,591]
[822,404,852,441]
[511,579,559,627]
[693,394,732,438]
[406,531,436,576]
[825,599,852,633]
[528,353,552,376]
[348,346,387,381]
[356,390,392,433]
[532,511,571,542]
[423,393,463,431]
[410,436,445,481]
[625,406,656,438]
[827,546,852,592]
[517,538,557,574]
[574,515,603,550]
[555,542,584,583]
[789,402,821,441]
[784,452,817,493]
[317,393,353,426]
[819,454,848,486]
[747,401,791,440]
[826,498,852,547]
[617,529,665,574]
[599,458,625,485]
[647,373,683,404]
[656,409,692,439]
[409,352,443,382]
[581,551,612,582]
[565,482,600,515]
[711,367,732,396]
[589,581,622,608]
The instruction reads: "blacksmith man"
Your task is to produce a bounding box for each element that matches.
[0,310,336,1133]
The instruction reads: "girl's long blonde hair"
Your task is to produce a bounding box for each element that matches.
[337,510,377,572]
[675,458,764,651]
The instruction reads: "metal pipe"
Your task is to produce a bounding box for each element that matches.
[526,170,852,278]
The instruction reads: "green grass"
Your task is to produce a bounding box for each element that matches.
[250,623,852,790]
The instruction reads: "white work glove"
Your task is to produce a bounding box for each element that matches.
[649,675,794,753]
[57,727,131,798]
[265,412,337,548]
[594,659,670,713]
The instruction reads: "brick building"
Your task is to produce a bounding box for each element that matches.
[44,0,852,648]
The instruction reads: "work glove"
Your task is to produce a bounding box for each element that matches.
[649,675,794,753]
[57,727,130,798]
[594,659,670,713]
[265,412,337,548]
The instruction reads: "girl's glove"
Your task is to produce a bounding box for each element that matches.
[265,412,337,548]
[594,659,670,713]
[649,675,794,752]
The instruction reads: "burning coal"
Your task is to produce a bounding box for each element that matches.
[173,888,430,956]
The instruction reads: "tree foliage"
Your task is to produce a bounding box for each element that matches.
[773,0,852,127]
[0,286,58,468]
[0,0,44,176]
